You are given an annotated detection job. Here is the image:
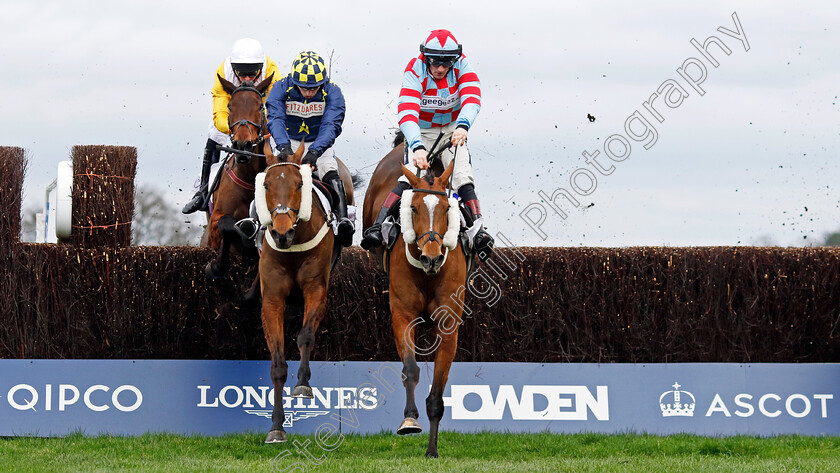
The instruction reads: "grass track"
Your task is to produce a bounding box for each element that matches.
[1,432,839,472]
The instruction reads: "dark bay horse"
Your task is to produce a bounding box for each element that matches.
[362,142,467,458]
[257,143,355,444]
[201,74,273,283]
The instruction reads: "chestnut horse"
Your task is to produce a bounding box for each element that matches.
[201,74,273,284]
[257,143,355,444]
[362,141,467,458]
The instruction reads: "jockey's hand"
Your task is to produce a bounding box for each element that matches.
[301,149,319,171]
[412,149,430,170]
[452,127,468,147]
[276,143,293,162]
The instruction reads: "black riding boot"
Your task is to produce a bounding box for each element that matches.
[361,182,409,251]
[460,184,494,260]
[182,138,220,214]
[323,171,354,247]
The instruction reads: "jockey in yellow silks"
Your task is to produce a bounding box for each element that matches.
[183,38,281,214]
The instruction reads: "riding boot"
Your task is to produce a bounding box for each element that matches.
[463,198,495,261]
[361,184,407,251]
[182,139,219,214]
[323,171,354,247]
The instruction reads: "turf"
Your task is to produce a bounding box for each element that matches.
[1,432,838,472]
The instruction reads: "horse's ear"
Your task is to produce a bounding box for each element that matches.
[218,73,237,95]
[289,141,306,164]
[264,141,279,165]
[437,160,455,188]
[401,164,421,188]
[256,73,274,94]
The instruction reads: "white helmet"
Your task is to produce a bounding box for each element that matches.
[229,38,264,77]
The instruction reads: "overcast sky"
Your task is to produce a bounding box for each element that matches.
[2,0,838,247]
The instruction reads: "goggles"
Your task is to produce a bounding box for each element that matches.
[427,56,457,68]
[232,64,262,78]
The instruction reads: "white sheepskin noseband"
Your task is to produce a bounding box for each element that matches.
[254,163,313,227]
[400,190,416,244]
[401,190,460,249]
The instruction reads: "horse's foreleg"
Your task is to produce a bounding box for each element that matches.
[391,307,422,435]
[262,291,288,443]
[206,214,236,280]
[292,284,327,398]
[425,331,458,458]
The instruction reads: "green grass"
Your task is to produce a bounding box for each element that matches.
[1,432,839,472]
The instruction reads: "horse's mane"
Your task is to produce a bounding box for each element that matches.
[393,130,404,148]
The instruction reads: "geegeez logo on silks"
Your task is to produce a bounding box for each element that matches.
[197,385,379,427]
[659,381,834,419]
[421,93,460,111]
[442,385,609,421]
[286,101,325,119]
[5,384,143,412]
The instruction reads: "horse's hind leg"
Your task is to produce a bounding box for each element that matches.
[425,331,458,458]
[391,306,422,435]
[291,283,327,398]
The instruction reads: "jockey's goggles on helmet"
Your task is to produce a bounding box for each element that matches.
[427,55,458,68]
[232,63,262,78]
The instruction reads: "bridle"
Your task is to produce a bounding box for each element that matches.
[262,162,305,227]
[411,188,449,249]
[226,85,267,164]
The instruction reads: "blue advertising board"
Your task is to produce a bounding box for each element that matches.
[1,360,837,437]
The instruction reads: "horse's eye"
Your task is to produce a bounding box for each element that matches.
[298,182,303,189]
[411,205,418,214]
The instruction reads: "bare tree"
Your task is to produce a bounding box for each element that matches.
[133,184,201,246]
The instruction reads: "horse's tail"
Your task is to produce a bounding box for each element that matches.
[393,130,404,148]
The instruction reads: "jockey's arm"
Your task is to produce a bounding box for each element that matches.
[211,62,231,135]
[308,82,346,156]
[265,79,292,146]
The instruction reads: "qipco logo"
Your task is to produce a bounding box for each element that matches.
[7,384,143,413]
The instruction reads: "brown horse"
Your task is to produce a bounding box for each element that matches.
[362,142,467,458]
[257,143,355,444]
[201,74,273,284]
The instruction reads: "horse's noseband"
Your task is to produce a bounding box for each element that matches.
[270,203,300,226]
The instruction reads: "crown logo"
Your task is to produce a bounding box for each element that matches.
[659,382,696,417]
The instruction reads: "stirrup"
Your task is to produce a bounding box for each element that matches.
[361,225,384,251]
[235,218,260,241]
[336,218,354,247]
[474,230,494,261]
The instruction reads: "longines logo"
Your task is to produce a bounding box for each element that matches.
[196,385,379,426]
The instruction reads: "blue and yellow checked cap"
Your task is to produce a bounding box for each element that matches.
[290,51,327,88]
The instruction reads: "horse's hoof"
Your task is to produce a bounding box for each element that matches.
[265,430,287,443]
[291,385,313,398]
[397,417,422,435]
[205,261,225,281]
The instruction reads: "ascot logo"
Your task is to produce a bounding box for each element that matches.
[659,382,696,417]
[442,385,609,421]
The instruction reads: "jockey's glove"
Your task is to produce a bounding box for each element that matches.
[302,150,319,170]
[276,144,293,161]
